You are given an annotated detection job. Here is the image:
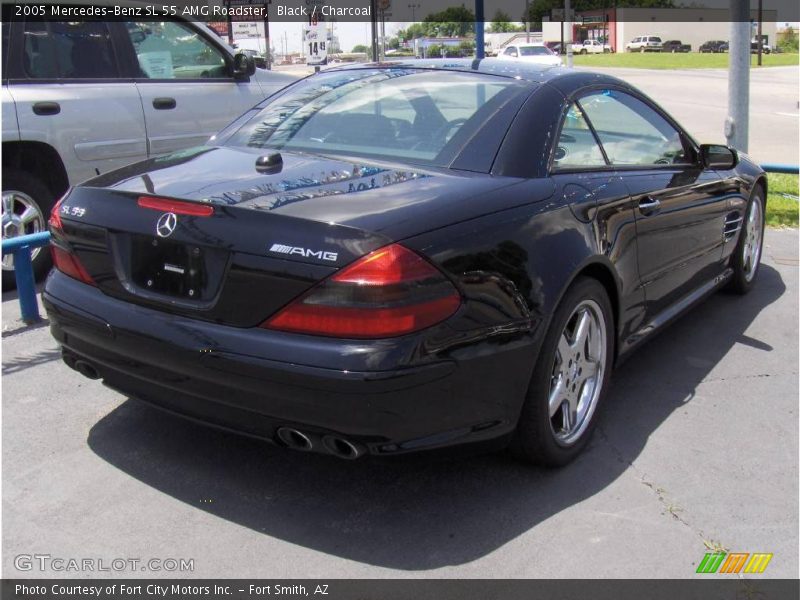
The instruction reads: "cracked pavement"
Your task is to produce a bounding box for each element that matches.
[2,229,797,578]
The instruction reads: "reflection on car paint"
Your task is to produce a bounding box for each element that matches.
[207,166,429,210]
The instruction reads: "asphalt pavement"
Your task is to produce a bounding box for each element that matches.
[2,229,797,578]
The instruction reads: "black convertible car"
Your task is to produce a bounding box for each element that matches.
[44,60,766,466]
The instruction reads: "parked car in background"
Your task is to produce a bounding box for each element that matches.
[625,36,663,52]
[750,41,771,54]
[1,19,294,287]
[238,48,268,69]
[572,40,612,54]
[662,40,691,53]
[699,40,729,53]
[498,44,562,66]
[45,60,766,467]
[544,41,563,55]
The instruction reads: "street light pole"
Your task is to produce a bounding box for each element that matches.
[476,0,484,59]
[726,0,750,152]
[565,0,573,68]
[525,0,530,43]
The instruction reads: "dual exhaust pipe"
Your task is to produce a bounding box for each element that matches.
[63,352,365,460]
[276,427,365,460]
[63,352,102,380]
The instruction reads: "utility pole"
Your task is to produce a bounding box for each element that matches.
[370,0,379,61]
[757,0,763,66]
[408,2,419,22]
[476,0,484,59]
[565,0,573,68]
[525,0,530,43]
[726,0,750,152]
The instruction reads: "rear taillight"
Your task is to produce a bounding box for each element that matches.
[263,244,461,338]
[48,194,65,231]
[49,194,95,287]
[50,245,95,286]
[138,196,214,216]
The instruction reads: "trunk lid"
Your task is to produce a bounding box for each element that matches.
[57,146,551,327]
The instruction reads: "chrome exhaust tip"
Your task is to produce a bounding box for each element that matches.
[276,427,314,452]
[73,360,101,380]
[322,435,365,460]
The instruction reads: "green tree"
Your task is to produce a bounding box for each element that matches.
[489,10,523,33]
[351,44,369,54]
[778,28,799,52]
[423,5,476,37]
[522,0,675,30]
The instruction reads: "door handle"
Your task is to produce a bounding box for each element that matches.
[638,196,661,216]
[32,102,60,116]
[152,97,176,110]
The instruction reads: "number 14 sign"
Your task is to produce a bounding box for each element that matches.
[303,23,327,65]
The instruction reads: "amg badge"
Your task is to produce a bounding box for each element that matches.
[269,243,338,262]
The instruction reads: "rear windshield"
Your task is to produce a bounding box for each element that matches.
[225,68,524,167]
[520,46,552,56]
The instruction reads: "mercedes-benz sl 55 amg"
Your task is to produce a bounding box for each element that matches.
[44,60,766,466]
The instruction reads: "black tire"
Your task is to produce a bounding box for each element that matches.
[728,186,766,294]
[1,169,55,290]
[511,277,615,467]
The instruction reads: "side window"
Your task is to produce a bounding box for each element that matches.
[578,90,692,166]
[553,103,607,169]
[22,21,119,79]
[127,21,227,79]
[504,47,517,57]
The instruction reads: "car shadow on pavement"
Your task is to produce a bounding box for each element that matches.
[87,265,786,570]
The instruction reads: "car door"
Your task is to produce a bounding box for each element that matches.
[121,21,266,156]
[577,89,729,323]
[7,20,148,185]
[550,100,644,344]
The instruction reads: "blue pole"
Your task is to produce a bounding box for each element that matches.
[13,245,40,323]
[761,163,799,175]
[475,0,484,59]
[2,231,52,324]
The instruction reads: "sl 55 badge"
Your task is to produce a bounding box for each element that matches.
[61,205,86,218]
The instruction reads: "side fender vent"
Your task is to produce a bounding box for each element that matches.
[723,211,743,241]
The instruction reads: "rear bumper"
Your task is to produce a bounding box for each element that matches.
[43,272,537,457]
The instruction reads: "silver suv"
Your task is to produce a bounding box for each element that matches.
[1,19,295,287]
[626,36,663,53]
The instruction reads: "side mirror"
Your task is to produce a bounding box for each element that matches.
[701,144,738,170]
[232,52,256,80]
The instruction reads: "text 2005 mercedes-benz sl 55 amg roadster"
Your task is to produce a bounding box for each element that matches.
[44,60,766,466]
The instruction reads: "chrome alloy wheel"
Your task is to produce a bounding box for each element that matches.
[741,196,763,283]
[2,190,45,271]
[548,299,607,446]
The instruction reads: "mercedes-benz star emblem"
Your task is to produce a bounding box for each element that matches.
[156,212,177,238]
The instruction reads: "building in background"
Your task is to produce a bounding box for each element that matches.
[542,8,778,52]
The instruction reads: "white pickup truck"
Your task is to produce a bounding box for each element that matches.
[571,40,612,54]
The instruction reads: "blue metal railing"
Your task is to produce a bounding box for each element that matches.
[1,230,51,323]
[1,162,798,327]
[760,163,799,175]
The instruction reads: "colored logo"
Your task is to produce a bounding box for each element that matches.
[696,552,773,574]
